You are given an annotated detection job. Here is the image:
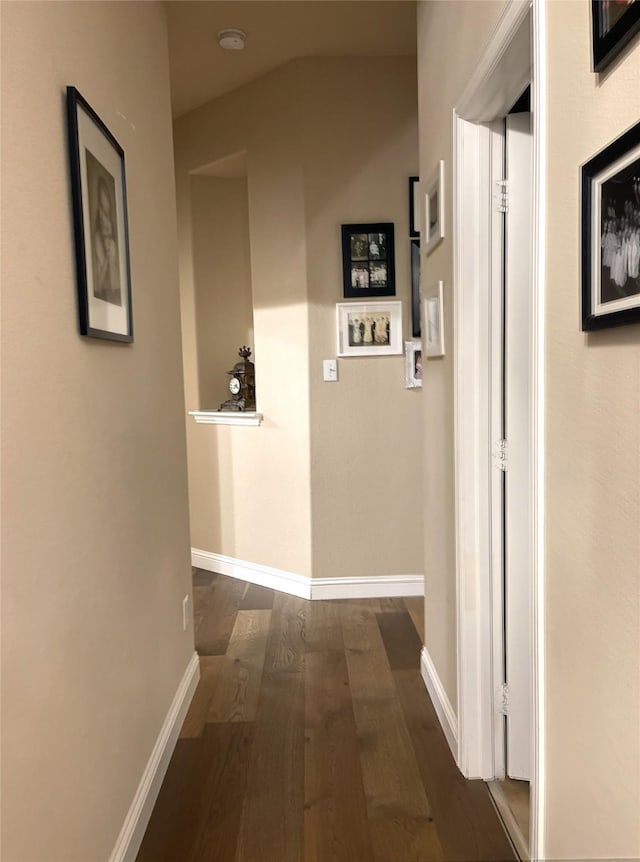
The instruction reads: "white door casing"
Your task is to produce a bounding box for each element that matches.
[504,111,533,781]
[451,0,547,857]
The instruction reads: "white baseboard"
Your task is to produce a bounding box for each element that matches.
[420,646,458,759]
[311,575,424,599]
[192,549,311,599]
[108,651,200,862]
[192,548,424,600]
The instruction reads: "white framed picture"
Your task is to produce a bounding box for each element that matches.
[336,300,403,357]
[404,340,423,388]
[424,159,445,255]
[423,281,445,357]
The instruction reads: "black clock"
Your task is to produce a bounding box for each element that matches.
[219,346,256,412]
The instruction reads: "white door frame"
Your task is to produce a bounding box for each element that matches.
[451,1,546,858]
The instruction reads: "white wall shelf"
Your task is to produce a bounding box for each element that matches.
[188,410,263,427]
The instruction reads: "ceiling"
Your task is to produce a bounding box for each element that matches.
[165,1,417,118]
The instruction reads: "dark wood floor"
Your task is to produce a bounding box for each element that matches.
[136,571,516,862]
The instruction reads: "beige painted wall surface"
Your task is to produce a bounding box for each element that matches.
[177,57,424,581]
[191,175,253,409]
[544,3,640,857]
[1,3,193,861]
[416,0,507,709]
[303,58,423,580]
[175,64,313,576]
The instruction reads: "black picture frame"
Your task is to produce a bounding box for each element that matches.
[409,176,420,238]
[581,119,640,331]
[341,222,396,298]
[411,239,421,337]
[66,86,133,342]
[591,0,640,72]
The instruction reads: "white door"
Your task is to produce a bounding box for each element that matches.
[503,111,533,781]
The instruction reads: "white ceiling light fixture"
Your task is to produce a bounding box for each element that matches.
[217,29,247,51]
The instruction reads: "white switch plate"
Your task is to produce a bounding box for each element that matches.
[182,594,190,630]
[323,359,338,382]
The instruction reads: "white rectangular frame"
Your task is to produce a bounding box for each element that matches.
[423,281,445,357]
[336,301,403,357]
[424,160,445,255]
[404,340,423,387]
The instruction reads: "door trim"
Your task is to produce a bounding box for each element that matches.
[452,1,546,858]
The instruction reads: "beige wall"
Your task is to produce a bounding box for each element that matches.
[176,57,423,581]
[544,2,640,857]
[0,3,194,861]
[191,175,253,408]
[304,59,423,580]
[416,0,507,709]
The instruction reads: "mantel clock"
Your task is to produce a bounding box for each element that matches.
[219,346,256,412]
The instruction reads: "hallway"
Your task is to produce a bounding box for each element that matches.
[136,571,516,862]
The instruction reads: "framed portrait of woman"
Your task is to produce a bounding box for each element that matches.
[67,86,133,342]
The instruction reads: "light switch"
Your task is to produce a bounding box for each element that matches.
[323,359,338,382]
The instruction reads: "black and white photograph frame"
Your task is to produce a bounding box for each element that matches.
[341,222,396,298]
[423,281,445,357]
[67,86,133,342]
[409,176,420,238]
[591,0,640,73]
[411,239,421,337]
[424,160,445,255]
[404,340,423,388]
[581,119,640,331]
[336,300,403,357]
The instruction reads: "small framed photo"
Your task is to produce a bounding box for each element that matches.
[411,239,421,337]
[336,300,403,357]
[66,86,133,341]
[581,119,640,331]
[409,176,420,237]
[424,160,445,256]
[423,281,445,357]
[341,223,395,298]
[591,0,640,73]
[404,340,423,388]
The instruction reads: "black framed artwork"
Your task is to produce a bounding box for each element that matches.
[411,239,421,337]
[591,0,640,72]
[341,222,395,298]
[581,119,640,331]
[409,176,420,238]
[66,86,133,342]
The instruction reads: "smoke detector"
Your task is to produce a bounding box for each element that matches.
[217,29,247,51]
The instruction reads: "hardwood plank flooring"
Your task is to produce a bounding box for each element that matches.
[207,610,272,723]
[136,574,516,862]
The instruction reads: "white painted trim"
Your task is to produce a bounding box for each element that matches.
[189,410,263,426]
[452,0,542,795]
[311,575,424,600]
[452,111,495,780]
[192,549,311,598]
[456,0,532,122]
[420,647,458,758]
[191,549,424,601]
[108,652,200,862]
[530,0,547,857]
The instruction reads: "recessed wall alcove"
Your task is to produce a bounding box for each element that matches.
[190,149,255,411]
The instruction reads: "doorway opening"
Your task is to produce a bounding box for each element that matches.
[452,2,546,860]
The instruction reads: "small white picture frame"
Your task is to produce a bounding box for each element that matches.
[404,340,423,388]
[336,300,403,357]
[424,160,445,255]
[423,281,445,358]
